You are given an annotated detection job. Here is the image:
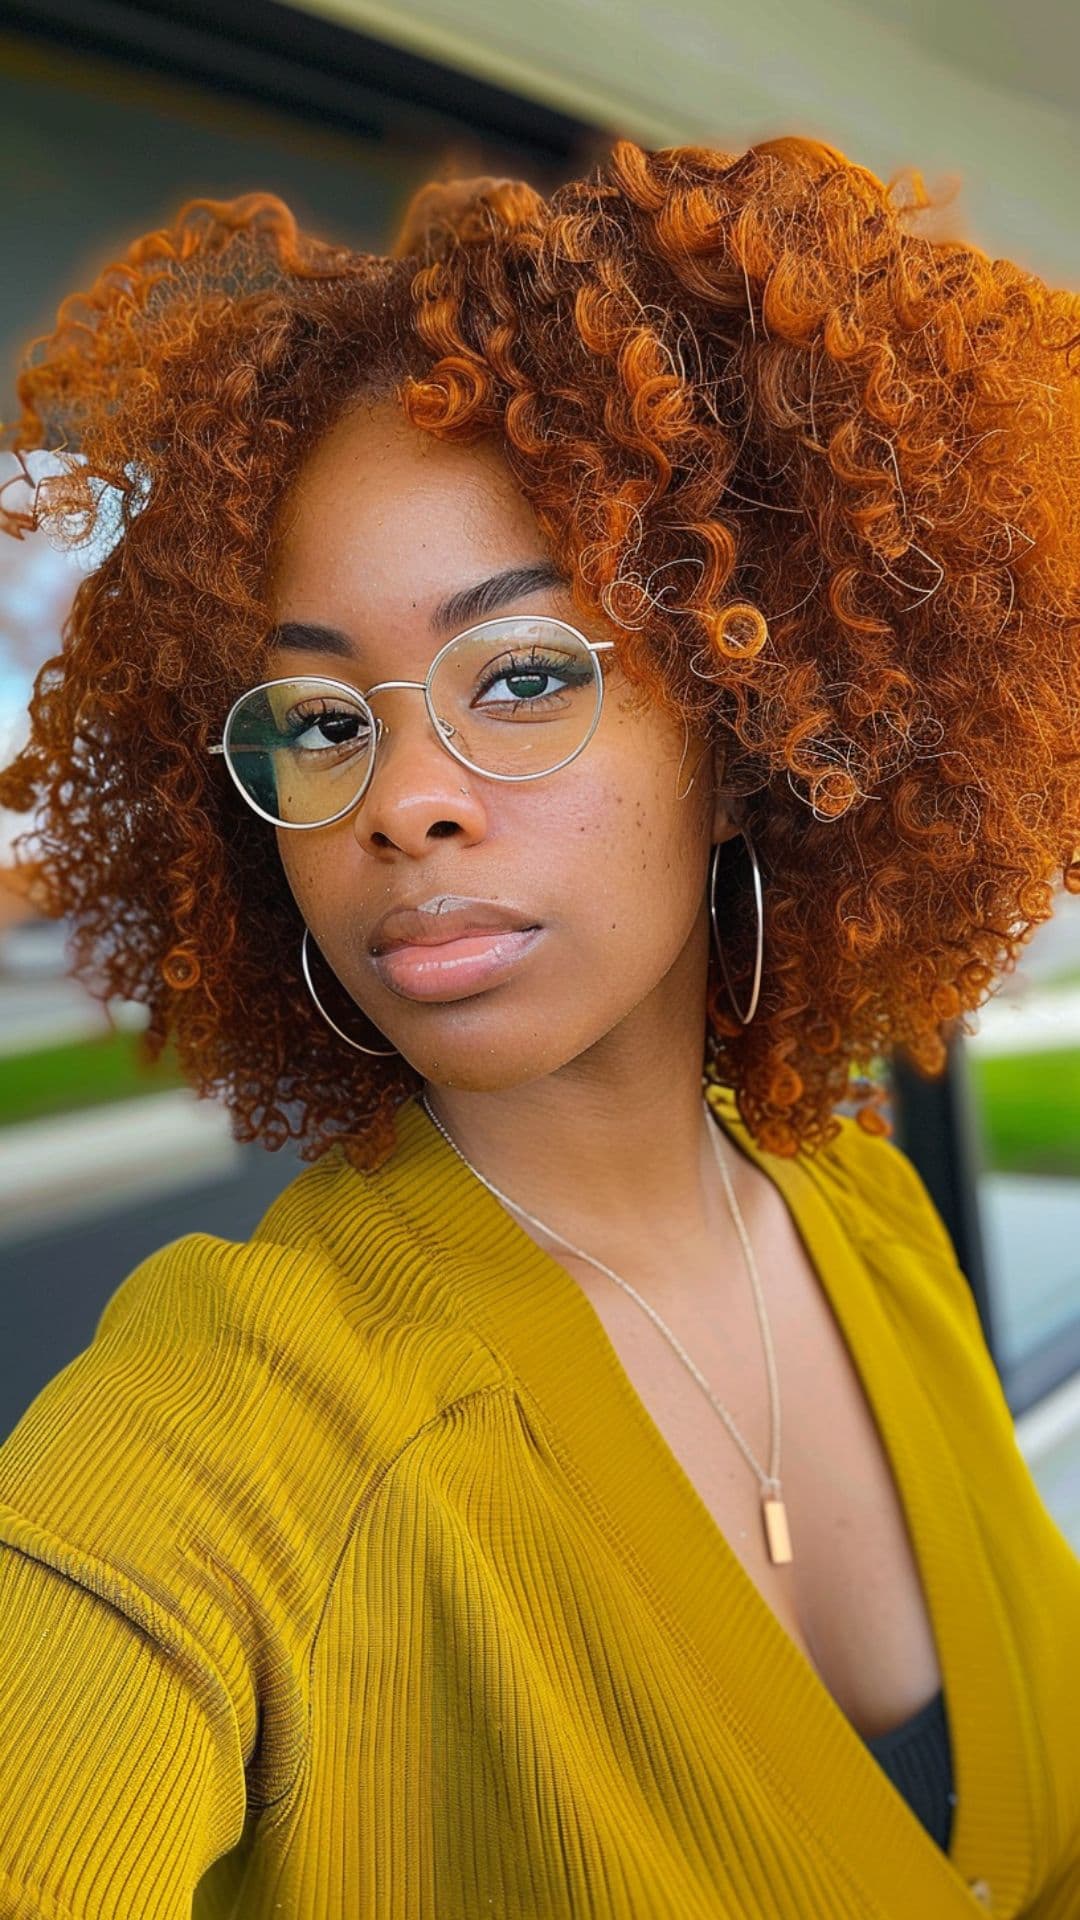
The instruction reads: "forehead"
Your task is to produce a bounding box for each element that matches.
[268,397,547,616]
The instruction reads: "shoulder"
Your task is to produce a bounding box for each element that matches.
[0,1145,500,1784]
[796,1101,1003,1381]
[96,1141,504,1420]
[800,1101,969,1279]
[804,1105,961,1268]
[710,1081,955,1257]
[711,1080,988,1353]
[4,1146,500,1530]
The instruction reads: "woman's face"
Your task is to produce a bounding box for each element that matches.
[266,394,737,1092]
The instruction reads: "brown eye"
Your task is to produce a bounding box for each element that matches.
[285,703,371,753]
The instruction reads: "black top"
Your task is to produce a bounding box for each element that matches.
[862,1685,956,1852]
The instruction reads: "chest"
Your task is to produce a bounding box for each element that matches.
[559,1191,944,1744]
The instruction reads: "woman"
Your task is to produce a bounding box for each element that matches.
[0,135,1078,1918]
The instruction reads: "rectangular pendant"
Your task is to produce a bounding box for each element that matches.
[763,1496,793,1565]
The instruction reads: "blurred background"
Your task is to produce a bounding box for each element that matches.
[1,0,1077,1543]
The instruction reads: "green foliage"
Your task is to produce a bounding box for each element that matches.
[967,1046,1080,1178]
[0,1029,185,1128]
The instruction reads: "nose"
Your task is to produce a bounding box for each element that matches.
[350,689,489,855]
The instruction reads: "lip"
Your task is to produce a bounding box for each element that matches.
[369,895,539,955]
[371,926,544,1001]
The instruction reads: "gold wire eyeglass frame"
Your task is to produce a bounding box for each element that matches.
[207,615,616,830]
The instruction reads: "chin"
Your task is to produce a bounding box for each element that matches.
[405,1023,585,1096]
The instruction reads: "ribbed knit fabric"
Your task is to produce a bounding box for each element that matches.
[863,1685,955,1855]
[1,1082,1079,1919]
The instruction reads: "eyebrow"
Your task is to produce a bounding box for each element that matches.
[268,561,568,659]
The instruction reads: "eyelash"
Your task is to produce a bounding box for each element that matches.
[473,648,592,704]
[282,649,591,744]
[286,698,366,745]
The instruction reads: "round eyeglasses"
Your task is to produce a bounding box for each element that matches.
[208,615,616,829]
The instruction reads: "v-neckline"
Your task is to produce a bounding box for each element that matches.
[372,1086,1038,1915]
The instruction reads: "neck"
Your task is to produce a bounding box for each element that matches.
[419,1064,745,1288]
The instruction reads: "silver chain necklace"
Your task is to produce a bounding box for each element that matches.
[418,1091,794,1566]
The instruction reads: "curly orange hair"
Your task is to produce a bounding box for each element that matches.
[2,136,1079,1171]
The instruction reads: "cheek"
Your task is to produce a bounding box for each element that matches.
[539,757,699,926]
[576,740,703,867]
[274,832,333,920]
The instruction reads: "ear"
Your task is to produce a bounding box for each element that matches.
[709,734,743,848]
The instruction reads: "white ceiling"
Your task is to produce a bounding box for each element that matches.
[847,0,1079,121]
[289,0,1080,279]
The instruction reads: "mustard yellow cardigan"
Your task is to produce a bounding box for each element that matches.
[1,1084,1078,1918]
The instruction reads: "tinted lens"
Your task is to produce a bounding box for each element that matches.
[222,677,374,825]
[430,618,602,778]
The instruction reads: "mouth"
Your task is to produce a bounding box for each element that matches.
[370,926,544,1001]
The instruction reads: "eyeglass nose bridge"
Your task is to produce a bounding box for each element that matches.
[357,676,461,758]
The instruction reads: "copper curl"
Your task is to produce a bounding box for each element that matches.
[2,141,1079,1172]
[708,602,770,660]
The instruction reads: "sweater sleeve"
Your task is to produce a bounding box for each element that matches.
[0,1525,245,1919]
[0,1225,377,1917]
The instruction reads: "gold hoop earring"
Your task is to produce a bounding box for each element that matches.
[301,927,397,1057]
[709,828,764,1024]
